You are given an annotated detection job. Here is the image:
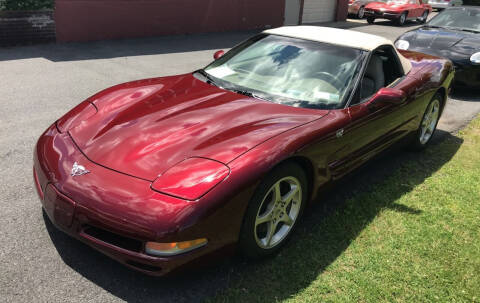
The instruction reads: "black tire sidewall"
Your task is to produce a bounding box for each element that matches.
[398,12,407,25]
[238,162,308,259]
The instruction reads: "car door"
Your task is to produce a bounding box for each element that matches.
[404,0,417,18]
[328,46,413,179]
[413,0,423,17]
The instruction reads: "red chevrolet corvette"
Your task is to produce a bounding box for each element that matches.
[34,26,454,276]
[365,0,432,25]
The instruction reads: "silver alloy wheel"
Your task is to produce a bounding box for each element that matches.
[400,13,406,24]
[254,176,302,249]
[358,6,365,19]
[419,99,440,144]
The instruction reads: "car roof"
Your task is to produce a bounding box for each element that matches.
[263,26,412,74]
[263,26,392,51]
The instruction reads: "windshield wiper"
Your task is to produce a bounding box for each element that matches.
[427,25,480,34]
[231,88,268,101]
[195,69,220,87]
[424,25,445,29]
[456,28,480,34]
[196,70,268,101]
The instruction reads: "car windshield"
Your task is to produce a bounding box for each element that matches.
[428,8,480,32]
[202,34,366,109]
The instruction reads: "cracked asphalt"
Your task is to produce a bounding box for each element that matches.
[1,15,479,302]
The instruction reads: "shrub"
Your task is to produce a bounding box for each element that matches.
[463,0,480,5]
[0,0,54,10]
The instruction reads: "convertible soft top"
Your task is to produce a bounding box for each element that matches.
[264,26,412,73]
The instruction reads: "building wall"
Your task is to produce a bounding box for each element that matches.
[302,0,337,23]
[336,0,348,22]
[55,0,285,42]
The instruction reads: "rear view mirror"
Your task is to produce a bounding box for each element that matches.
[213,50,225,60]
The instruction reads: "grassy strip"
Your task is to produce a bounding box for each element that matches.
[210,116,480,303]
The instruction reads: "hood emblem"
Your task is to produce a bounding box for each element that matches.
[71,162,90,176]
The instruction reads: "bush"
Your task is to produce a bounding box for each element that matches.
[0,0,54,10]
[463,0,480,5]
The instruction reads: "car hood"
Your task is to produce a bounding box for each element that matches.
[366,2,408,10]
[69,74,327,181]
[400,26,480,56]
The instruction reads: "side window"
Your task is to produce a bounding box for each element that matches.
[355,46,404,103]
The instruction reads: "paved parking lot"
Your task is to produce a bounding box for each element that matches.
[1,16,479,302]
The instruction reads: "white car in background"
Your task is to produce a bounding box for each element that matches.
[429,0,463,10]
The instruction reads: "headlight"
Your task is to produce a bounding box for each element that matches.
[56,101,97,133]
[471,52,480,64]
[395,40,410,51]
[145,238,208,256]
[151,157,230,200]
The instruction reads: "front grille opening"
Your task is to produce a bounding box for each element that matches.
[126,260,162,272]
[83,225,143,252]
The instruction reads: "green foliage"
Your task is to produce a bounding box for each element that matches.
[463,0,480,5]
[0,0,53,10]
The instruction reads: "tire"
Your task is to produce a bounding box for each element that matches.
[409,93,443,151]
[397,12,407,26]
[357,6,365,19]
[239,162,308,259]
[418,10,428,23]
[367,16,375,24]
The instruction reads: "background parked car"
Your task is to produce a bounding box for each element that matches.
[429,0,463,11]
[395,6,480,88]
[348,0,384,18]
[365,0,432,25]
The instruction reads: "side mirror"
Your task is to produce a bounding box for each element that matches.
[213,50,225,60]
[370,87,407,106]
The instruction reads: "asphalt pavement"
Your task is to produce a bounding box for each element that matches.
[1,16,479,303]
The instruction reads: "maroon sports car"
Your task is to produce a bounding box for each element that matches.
[34,26,454,276]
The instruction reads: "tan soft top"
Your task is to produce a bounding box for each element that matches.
[263,26,411,74]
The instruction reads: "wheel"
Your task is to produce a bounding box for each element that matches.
[410,93,442,150]
[397,12,407,26]
[367,16,375,24]
[418,10,428,23]
[357,6,365,19]
[239,162,308,259]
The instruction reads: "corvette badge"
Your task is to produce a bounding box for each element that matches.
[71,162,90,176]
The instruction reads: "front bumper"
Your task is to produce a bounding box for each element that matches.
[405,46,480,88]
[452,63,480,88]
[364,9,401,19]
[33,124,240,275]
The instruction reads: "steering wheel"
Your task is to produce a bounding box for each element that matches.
[315,72,344,91]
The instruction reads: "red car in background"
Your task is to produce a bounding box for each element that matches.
[365,0,432,25]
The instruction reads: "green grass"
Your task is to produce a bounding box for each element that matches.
[0,0,53,11]
[209,116,480,303]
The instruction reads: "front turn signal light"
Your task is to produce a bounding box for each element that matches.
[145,238,207,256]
[56,101,98,133]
